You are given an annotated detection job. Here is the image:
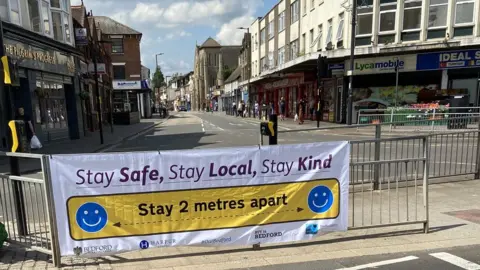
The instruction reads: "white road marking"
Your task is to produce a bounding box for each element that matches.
[336,256,419,270]
[430,252,480,269]
[229,123,243,126]
[201,120,205,132]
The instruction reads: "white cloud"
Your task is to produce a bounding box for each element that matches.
[159,59,192,75]
[130,3,164,23]
[216,15,254,45]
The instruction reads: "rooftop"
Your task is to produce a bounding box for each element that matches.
[93,16,142,35]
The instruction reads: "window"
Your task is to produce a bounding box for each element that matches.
[260,57,266,72]
[316,25,323,50]
[289,39,298,59]
[301,33,306,54]
[27,0,41,33]
[403,0,423,30]
[309,29,314,51]
[325,20,333,46]
[255,33,258,50]
[337,13,344,41]
[311,0,315,9]
[268,21,274,39]
[291,1,299,24]
[455,0,474,25]
[302,0,307,15]
[260,28,266,44]
[113,66,126,80]
[50,0,60,8]
[9,0,20,24]
[112,39,124,53]
[0,0,7,20]
[428,0,448,28]
[51,11,63,42]
[268,51,274,68]
[41,1,51,35]
[278,47,285,65]
[379,0,397,33]
[63,12,70,43]
[278,12,285,32]
[357,0,373,36]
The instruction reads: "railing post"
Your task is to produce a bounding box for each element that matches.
[389,108,394,131]
[431,109,436,132]
[10,156,28,236]
[475,118,480,179]
[373,124,381,190]
[423,136,430,234]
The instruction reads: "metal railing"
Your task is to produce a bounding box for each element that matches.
[349,136,428,232]
[0,152,57,260]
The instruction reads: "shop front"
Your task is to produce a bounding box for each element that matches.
[257,73,318,119]
[0,36,80,150]
[112,80,141,125]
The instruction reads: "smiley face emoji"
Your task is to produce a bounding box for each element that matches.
[307,186,334,214]
[76,202,108,233]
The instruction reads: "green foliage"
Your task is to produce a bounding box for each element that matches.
[152,67,165,89]
[0,222,8,248]
[223,66,233,80]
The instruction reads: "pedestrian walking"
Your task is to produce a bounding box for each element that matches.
[309,99,315,121]
[280,97,286,121]
[254,101,259,118]
[298,99,305,124]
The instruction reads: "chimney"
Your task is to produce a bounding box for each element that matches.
[217,54,224,86]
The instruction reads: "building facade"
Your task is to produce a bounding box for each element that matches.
[0,0,82,150]
[192,37,241,111]
[244,0,480,123]
[94,16,149,124]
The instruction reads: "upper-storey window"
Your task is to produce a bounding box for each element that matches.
[427,0,448,39]
[291,1,299,24]
[453,0,475,37]
[356,0,373,46]
[112,39,124,54]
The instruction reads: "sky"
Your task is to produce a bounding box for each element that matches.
[71,0,278,77]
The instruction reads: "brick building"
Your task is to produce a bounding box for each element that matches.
[94,16,149,124]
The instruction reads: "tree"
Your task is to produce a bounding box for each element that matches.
[223,66,233,80]
[152,67,165,89]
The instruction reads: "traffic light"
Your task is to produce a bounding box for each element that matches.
[317,55,330,83]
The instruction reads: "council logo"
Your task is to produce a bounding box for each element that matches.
[75,202,108,233]
[307,185,334,214]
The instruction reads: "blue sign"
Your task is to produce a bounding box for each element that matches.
[417,49,480,71]
[328,63,345,70]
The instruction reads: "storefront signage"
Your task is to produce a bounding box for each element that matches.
[75,28,88,46]
[416,49,480,70]
[3,38,75,76]
[328,63,344,70]
[264,77,304,90]
[345,55,417,75]
[113,80,141,90]
[88,63,107,74]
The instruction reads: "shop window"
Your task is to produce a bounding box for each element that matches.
[51,11,63,42]
[291,0,299,24]
[112,39,124,53]
[27,0,41,33]
[356,0,373,45]
[34,77,68,131]
[9,0,20,25]
[336,13,344,48]
[113,66,126,80]
[454,0,474,37]
[278,12,285,32]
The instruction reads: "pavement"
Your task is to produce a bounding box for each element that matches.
[1,111,480,269]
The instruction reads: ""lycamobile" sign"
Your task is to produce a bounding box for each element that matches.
[345,54,417,75]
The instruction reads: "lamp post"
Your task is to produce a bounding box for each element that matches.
[238,27,251,117]
[165,75,171,109]
[155,53,164,70]
[347,0,357,125]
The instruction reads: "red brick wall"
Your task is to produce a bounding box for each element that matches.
[109,35,142,80]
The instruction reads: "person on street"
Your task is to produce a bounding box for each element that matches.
[16,107,35,152]
[309,99,315,121]
[298,99,305,124]
[237,100,242,117]
[280,97,286,121]
[232,101,237,116]
[254,101,259,118]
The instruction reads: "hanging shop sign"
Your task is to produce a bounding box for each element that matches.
[88,63,107,74]
[416,49,480,70]
[75,28,88,46]
[49,142,350,257]
[345,54,417,75]
[3,38,75,76]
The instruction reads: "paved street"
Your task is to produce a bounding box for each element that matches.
[240,245,480,270]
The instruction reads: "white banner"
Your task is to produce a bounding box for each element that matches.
[49,142,350,257]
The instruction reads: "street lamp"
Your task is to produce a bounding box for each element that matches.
[155,53,164,70]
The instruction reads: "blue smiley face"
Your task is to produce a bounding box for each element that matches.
[75,202,108,233]
[307,185,334,214]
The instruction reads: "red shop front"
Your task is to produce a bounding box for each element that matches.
[256,73,318,119]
